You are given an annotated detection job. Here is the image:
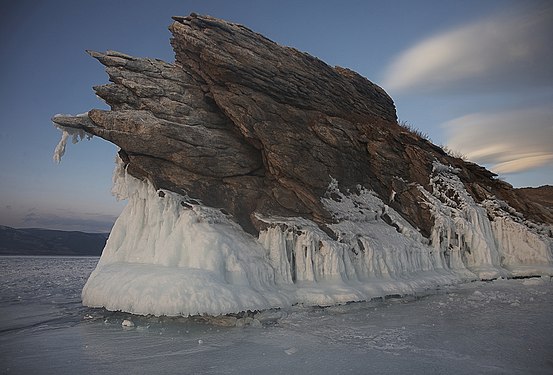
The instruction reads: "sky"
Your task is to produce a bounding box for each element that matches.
[0,0,551,233]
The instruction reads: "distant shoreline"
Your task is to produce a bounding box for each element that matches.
[0,226,108,257]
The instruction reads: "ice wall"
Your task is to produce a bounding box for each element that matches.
[83,164,293,316]
[483,199,553,276]
[420,162,553,279]
[81,159,552,316]
[256,182,464,306]
[82,166,462,316]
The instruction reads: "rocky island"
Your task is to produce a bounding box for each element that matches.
[53,14,553,316]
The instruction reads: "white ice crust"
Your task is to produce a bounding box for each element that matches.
[52,113,92,163]
[81,159,553,316]
[421,162,553,279]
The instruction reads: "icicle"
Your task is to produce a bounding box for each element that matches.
[52,115,93,163]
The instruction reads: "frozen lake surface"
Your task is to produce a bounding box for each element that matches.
[1,256,552,374]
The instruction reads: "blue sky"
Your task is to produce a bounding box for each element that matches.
[1,0,551,232]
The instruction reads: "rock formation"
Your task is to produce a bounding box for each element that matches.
[52,14,553,316]
[517,186,553,211]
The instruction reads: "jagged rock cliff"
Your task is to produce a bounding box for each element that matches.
[53,14,553,316]
[53,14,552,237]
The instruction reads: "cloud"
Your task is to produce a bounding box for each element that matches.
[444,106,553,174]
[382,3,553,93]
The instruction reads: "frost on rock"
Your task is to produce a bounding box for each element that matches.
[256,179,463,307]
[419,161,553,279]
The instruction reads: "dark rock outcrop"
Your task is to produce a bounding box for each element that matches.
[52,14,553,237]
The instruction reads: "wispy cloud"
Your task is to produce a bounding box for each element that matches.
[444,106,553,174]
[382,3,553,93]
[382,3,553,182]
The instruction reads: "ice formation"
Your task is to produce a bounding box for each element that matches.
[52,113,93,163]
[420,162,553,279]
[83,160,293,316]
[81,157,552,317]
[50,14,552,317]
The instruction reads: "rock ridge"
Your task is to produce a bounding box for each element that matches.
[53,13,553,238]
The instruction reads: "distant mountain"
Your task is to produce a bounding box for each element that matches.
[0,225,108,256]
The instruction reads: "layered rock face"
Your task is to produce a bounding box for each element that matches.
[53,15,552,237]
[53,14,553,316]
[53,14,552,236]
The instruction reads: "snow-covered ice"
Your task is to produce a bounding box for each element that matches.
[83,169,464,316]
[420,162,553,279]
[1,256,552,374]
[81,160,553,316]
